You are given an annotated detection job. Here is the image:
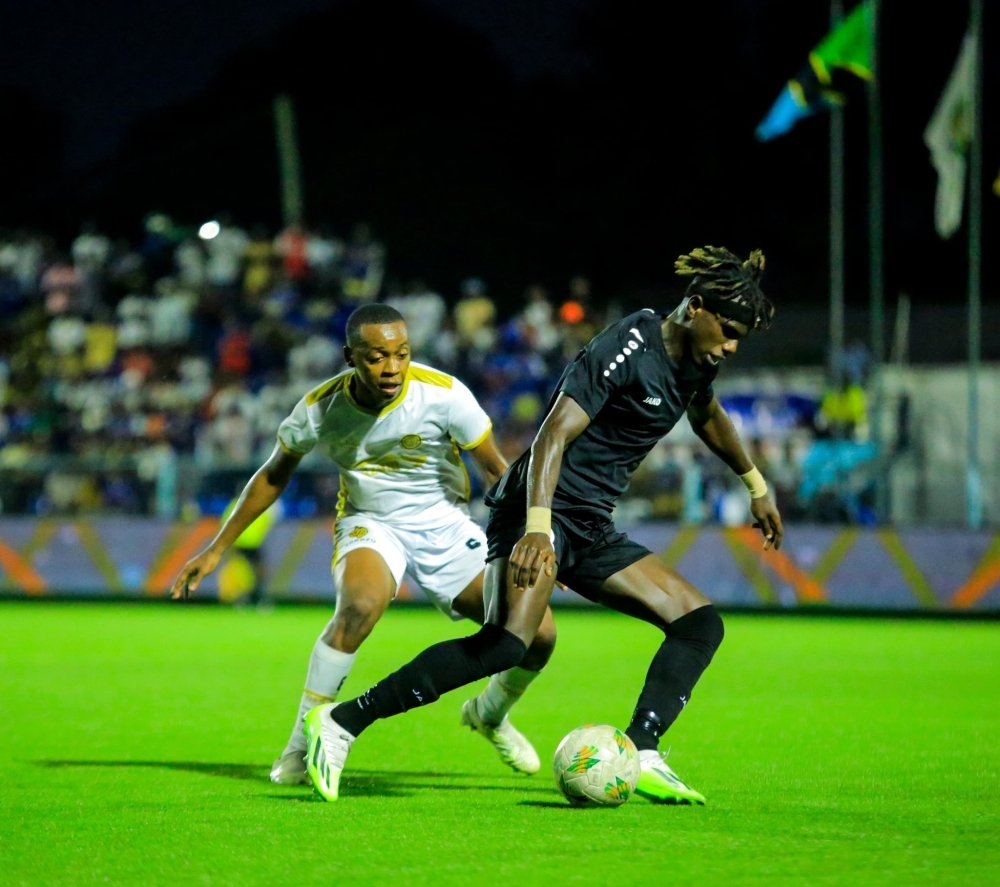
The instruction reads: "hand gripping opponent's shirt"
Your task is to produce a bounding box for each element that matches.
[277,362,492,528]
[486,309,717,519]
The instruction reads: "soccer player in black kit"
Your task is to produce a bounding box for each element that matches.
[303,246,784,803]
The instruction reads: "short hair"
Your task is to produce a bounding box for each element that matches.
[345,304,405,348]
[674,246,775,332]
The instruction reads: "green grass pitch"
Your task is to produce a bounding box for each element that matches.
[1,602,999,885]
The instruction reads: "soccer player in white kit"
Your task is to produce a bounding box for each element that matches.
[170,305,557,783]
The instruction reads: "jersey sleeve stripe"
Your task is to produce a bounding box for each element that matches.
[408,364,454,389]
[305,373,350,405]
[456,421,493,451]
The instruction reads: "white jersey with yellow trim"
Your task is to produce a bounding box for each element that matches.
[277,362,492,528]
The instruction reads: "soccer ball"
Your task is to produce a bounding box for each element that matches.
[553,724,640,807]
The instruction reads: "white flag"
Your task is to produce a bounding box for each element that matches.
[924,32,976,239]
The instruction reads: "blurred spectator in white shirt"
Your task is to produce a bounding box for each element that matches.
[72,223,111,312]
[0,233,43,294]
[149,277,194,346]
[175,237,206,289]
[198,385,256,466]
[519,284,560,354]
[47,316,87,358]
[385,279,446,357]
[306,225,344,293]
[72,223,110,276]
[116,295,152,349]
[288,334,341,384]
[205,219,249,288]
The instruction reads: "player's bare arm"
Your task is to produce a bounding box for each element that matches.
[510,393,591,590]
[169,444,302,599]
[466,432,508,487]
[686,395,784,550]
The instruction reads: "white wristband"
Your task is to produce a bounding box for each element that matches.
[739,466,769,499]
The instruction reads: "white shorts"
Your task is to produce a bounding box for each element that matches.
[332,507,487,619]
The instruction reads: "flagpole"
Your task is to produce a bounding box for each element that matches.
[829,0,846,378]
[867,0,887,521]
[967,0,984,529]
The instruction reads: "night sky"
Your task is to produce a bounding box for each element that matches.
[1,0,591,167]
[2,0,997,333]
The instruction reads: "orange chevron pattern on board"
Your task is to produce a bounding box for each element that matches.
[0,519,997,610]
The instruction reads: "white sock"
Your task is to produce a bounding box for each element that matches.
[282,639,356,755]
[475,666,541,726]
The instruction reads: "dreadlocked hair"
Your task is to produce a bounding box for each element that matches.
[674,246,774,331]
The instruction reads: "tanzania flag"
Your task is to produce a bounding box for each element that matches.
[756,1,874,142]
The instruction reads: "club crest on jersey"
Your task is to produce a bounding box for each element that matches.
[643,396,662,406]
[400,434,422,449]
[348,526,369,539]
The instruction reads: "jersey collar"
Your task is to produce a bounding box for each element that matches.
[344,371,411,417]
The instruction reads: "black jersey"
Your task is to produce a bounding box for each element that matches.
[486,309,717,519]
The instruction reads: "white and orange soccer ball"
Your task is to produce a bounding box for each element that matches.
[552,724,640,807]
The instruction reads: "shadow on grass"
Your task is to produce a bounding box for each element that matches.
[518,800,576,809]
[35,760,268,782]
[33,761,559,798]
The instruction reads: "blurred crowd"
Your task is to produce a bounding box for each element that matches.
[0,215,875,523]
[0,214,623,518]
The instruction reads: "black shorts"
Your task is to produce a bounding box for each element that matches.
[485,498,651,598]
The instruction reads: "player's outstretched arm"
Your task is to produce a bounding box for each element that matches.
[467,432,508,487]
[169,444,302,599]
[510,394,591,589]
[687,395,784,550]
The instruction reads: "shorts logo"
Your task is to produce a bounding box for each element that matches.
[466,538,482,549]
[400,434,422,450]
[643,396,661,406]
[348,526,369,539]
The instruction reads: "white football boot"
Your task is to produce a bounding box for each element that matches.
[269,750,310,785]
[460,698,540,775]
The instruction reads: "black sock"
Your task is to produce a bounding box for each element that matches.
[331,624,526,737]
[627,605,725,751]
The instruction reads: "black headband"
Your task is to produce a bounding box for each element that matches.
[688,285,757,329]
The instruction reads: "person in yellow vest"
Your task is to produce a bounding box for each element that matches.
[217,493,282,605]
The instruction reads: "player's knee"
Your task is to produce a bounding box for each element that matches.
[328,594,383,650]
[666,604,725,658]
[461,623,527,676]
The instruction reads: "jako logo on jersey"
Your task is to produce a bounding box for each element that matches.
[400,434,422,449]
[349,526,369,538]
[643,396,662,406]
